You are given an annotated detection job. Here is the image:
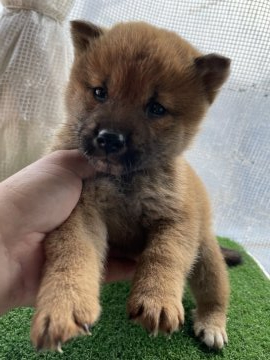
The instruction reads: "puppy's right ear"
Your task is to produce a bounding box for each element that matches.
[70,20,103,53]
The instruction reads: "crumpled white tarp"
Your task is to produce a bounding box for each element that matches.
[0,0,74,179]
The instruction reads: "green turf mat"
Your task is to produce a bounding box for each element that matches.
[0,237,269,360]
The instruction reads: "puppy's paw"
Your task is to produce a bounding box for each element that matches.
[127,292,184,335]
[31,290,100,352]
[193,309,228,349]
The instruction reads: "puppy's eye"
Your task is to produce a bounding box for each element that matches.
[93,87,107,102]
[146,101,167,118]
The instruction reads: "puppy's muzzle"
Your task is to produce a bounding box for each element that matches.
[94,129,126,154]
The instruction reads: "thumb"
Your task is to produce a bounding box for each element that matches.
[41,150,95,179]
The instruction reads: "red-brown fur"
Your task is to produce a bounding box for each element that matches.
[31,20,232,351]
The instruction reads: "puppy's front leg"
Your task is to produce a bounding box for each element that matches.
[31,205,107,351]
[128,222,198,335]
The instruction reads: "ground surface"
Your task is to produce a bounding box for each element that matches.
[0,237,269,360]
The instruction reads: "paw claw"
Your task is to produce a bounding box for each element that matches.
[57,342,63,354]
[223,331,228,344]
[83,323,92,335]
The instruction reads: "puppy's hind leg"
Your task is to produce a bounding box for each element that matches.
[189,235,230,350]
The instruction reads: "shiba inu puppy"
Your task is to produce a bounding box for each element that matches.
[31,20,238,351]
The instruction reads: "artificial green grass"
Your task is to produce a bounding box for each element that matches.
[0,237,269,360]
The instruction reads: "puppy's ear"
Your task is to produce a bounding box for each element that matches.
[194,54,231,103]
[70,20,104,53]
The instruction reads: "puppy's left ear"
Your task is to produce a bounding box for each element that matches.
[194,54,231,103]
[71,20,104,54]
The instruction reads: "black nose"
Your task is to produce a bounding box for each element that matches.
[95,129,125,153]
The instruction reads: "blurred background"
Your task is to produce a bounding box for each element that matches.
[0,0,269,275]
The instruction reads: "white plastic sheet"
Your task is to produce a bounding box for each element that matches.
[0,0,74,179]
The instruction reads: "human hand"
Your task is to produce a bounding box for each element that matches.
[0,150,135,315]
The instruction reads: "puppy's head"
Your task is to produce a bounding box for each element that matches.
[67,21,230,175]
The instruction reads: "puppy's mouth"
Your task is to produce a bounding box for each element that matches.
[86,155,124,176]
[82,149,143,176]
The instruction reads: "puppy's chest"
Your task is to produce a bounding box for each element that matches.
[95,178,147,248]
[83,176,175,252]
